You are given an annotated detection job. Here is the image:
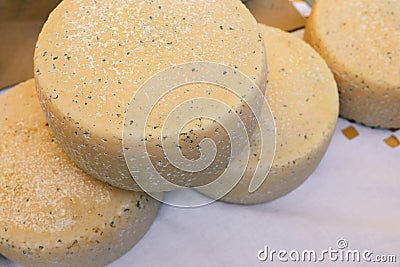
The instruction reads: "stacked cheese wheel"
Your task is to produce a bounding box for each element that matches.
[0,80,160,267]
[34,0,267,191]
[305,0,400,129]
[201,24,339,204]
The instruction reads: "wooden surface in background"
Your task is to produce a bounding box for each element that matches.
[0,0,61,21]
[245,0,306,31]
[0,0,62,89]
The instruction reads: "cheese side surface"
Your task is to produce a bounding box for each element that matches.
[0,80,160,267]
[304,0,400,129]
[204,25,339,204]
[34,0,267,191]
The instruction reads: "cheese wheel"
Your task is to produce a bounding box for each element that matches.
[202,25,339,204]
[34,0,267,191]
[0,80,160,267]
[304,0,400,129]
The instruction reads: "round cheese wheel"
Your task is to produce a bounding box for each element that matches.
[34,0,267,191]
[0,80,160,267]
[202,25,339,204]
[304,0,400,129]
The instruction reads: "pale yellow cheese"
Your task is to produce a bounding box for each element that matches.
[203,25,339,204]
[304,0,400,129]
[34,0,268,191]
[0,80,160,267]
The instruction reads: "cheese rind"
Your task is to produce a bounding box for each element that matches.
[0,80,160,267]
[34,0,267,191]
[205,25,339,204]
[304,0,400,129]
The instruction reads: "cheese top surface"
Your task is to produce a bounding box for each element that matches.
[309,0,399,90]
[0,80,158,240]
[34,0,267,144]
